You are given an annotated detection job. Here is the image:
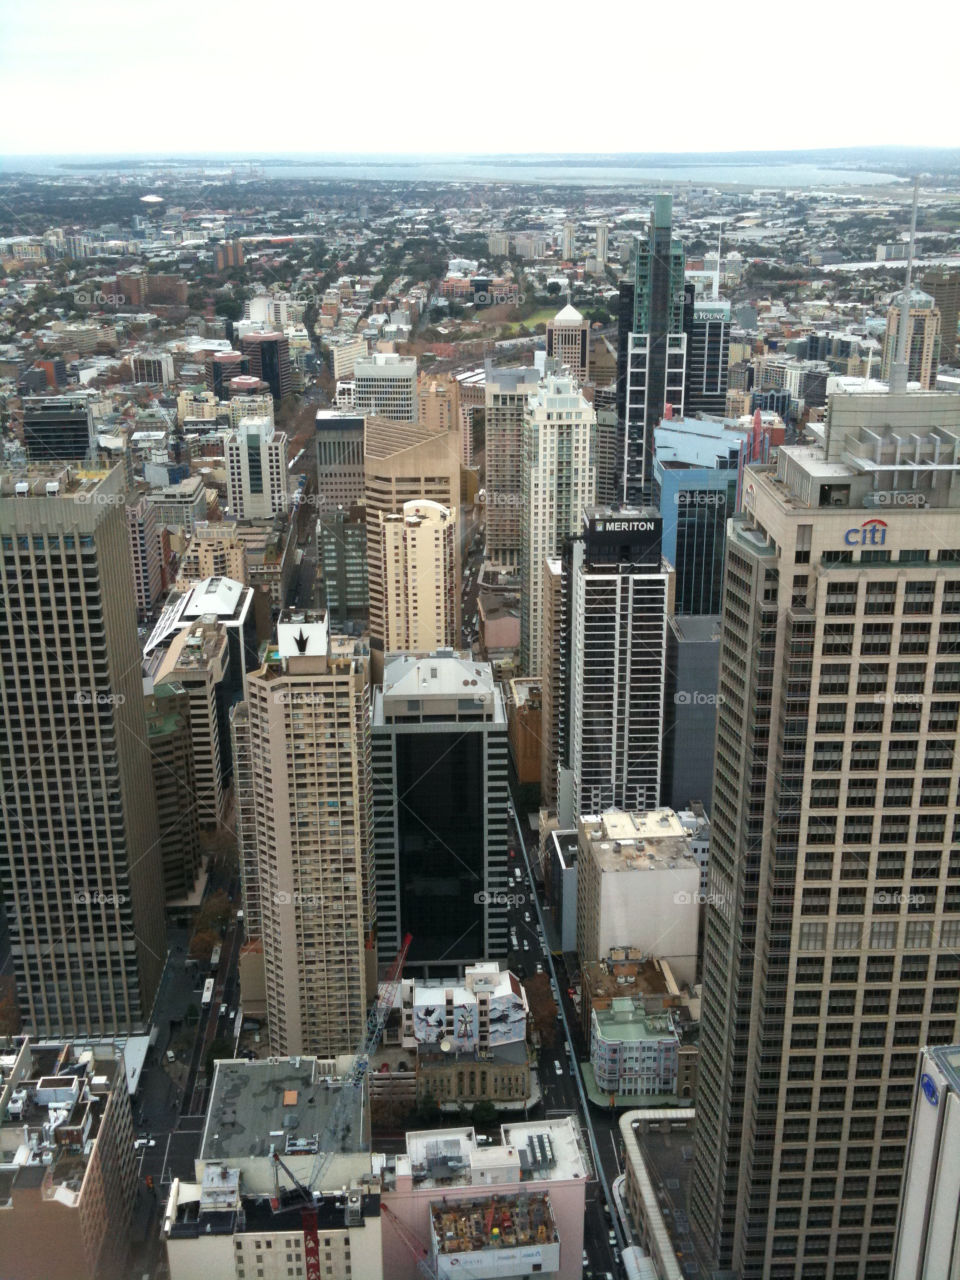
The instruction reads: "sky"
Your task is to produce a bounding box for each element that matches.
[2,0,958,157]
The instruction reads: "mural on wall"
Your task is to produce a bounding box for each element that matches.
[410,991,527,1049]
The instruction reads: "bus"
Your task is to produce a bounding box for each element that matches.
[201,978,215,1009]
[209,945,221,973]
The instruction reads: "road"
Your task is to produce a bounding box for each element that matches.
[460,515,484,649]
[503,806,629,1280]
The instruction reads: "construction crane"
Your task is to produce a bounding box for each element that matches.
[381,1201,449,1280]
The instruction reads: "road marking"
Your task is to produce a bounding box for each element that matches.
[159,1131,173,1184]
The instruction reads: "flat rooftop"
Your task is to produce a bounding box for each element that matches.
[431,1191,557,1255]
[581,810,696,873]
[399,1116,587,1188]
[594,998,676,1043]
[582,957,673,1001]
[201,1058,363,1163]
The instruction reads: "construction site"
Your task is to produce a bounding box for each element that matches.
[429,1191,561,1275]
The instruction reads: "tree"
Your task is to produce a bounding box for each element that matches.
[185,1003,200,1026]
[205,1037,233,1083]
[471,1100,498,1128]
[195,889,232,935]
[546,281,562,296]
[188,929,220,963]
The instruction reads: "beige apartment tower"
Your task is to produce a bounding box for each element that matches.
[881,288,942,390]
[175,520,248,589]
[235,611,374,1056]
[364,417,461,679]
[378,499,458,655]
[546,304,590,383]
[0,463,165,1036]
[484,363,540,573]
[693,391,960,1279]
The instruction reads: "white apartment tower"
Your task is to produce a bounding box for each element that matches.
[225,416,288,519]
[235,612,374,1056]
[354,353,418,421]
[379,500,458,655]
[520,373,596,676]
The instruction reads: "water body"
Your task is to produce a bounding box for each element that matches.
[0,153,903,187]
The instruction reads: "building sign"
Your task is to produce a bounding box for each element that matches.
[921,1073,940,1106]
[586,514,663,568]
[844,518,887,546]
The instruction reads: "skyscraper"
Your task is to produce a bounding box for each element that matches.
[621,195,686,504]
[596,222,609,264]
[682,283,731,418]
[239,332,293,401]
[484,362,540,572]
[378,500,458,655]
[920,270,960,365]
[520,373,597,677]
[235,611,374,1056]
[21,395,95,463]
[545,507,671,817]
[0,462,166,1036]
[546,304,590,383]
[692,391,960,1279]
[561,220,576,261]
[315,411,365,512]
[881,288,942,390]
[224,416,288,519]
[205,350,249,399]
[371,651,510,973]
[354,353,418,421]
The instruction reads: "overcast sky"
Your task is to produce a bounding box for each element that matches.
[2,0,957,157]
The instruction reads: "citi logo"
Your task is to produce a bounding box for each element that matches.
[844,518,887,547]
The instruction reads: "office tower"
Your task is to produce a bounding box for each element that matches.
[692,391,960,1279]
[144,681,203,900]
[622,195,687,504]
[682,283,730,418]
[540,558,566,812]
[561,220,576,260]
[21,395,95,462]
[0,1038,138,1280]
[224,416,288,519]
[920,270,960,364]
[126,495,163,622]
[315,411,365,511]
[318,506,368,627]
[237,611,373,1056]
[131,351,174,386]
[354,353,418,421]
[371,651,509,973]
[545,508,671,816]
[417,372,461,434]
[654,415,748,615]
[662,614,722,813]
[215,237,244,271]
[239,331,293,401]
[364,418,461,679]
[546,304,591,382]
[484,362,540,572]
[893,1043,960,1279]
[881,288,942,390]
[378,500,457,654]
[0,463,165,1036]
[520,373,597,677]
[596,222,609,263]
[205,350,249,398]
[615,277,635,429]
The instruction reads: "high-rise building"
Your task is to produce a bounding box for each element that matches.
[546,304,590,382]
[126,495,163,622]
[920,270,960,364]
[145,681,203,900]
[21,395,95,463]
[0,463,166,1036]
[131,351,175,386]
[240,331,293,401]
[354,353,418,421]
[561,220,576,261]
[520,373,597,676]
[378,500,458,655]
[318,506,368,627]
[615,277,635,430]
[621,195,687,504]
[596,222,609,264]
[364,418,461,679]
[175,520,248,588]
[224,416,288,519]
[682,284,730,418]
[214,238,244,271]
[371,651,510,973]
[881,288,942,390]
[315,411,365,512]
[545,507,671,816]
[484,362,540,572]
[692,391,960,1279]
[417,372,461,434]
[893,1042,960,1280]
[236,611,374,1056]
[204,350,249,398]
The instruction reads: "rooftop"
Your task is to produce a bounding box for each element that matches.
[593,998,677,1043]
[431,1191,558,1256]
[581,810,697,873]
[381,651,496,701]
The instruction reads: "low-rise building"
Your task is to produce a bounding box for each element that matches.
[145,473,208,534]
[176,520,249,589]
[591,998,679,1098]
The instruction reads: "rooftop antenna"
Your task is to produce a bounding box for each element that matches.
[713,220,722,302]
[889,176,920,394]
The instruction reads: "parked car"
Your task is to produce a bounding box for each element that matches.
[554,1060,563,1077]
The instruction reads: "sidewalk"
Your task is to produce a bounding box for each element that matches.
[580,1062,686,1112]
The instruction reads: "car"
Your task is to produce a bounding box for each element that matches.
[613,1248,621,1266]
[508,849,515,860]
[523,911,530,923]
[582,1251,589,1268]
[522,939,529,951]
[554,1060,563,1076]
[535,962,544,974]
[608,1230,616,1246]
[219,1003,228,1018]
[166,1049,176,1063]
[134,1138,155,1150]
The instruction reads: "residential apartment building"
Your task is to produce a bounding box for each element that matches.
[225,416,288,520]
[126,495,163,622]
[484,362,540,572]
[692,391,960,1279]
[378,500,458,655]
[0,463,165,1035]
[235,612,374,1056]
[354,354,417,421]
[175,520,248,589]
[546,303,590,382]
[881,288,942,390]
[520,372,597,676]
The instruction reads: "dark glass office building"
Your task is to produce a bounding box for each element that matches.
[22,396,95,463]
[682,283,730,419]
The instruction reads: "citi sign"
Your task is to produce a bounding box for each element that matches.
[844,518,887,547]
